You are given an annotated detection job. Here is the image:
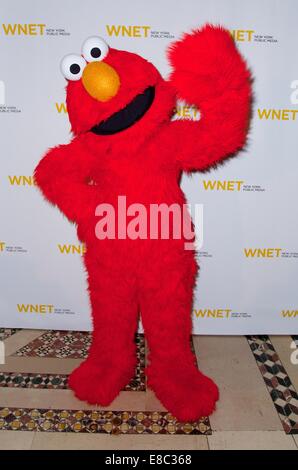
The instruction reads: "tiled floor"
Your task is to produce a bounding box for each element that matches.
[0,328,297,450]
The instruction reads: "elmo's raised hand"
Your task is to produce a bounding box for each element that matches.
[167,25,252,171]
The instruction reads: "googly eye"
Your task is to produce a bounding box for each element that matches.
[82,36,109,62]
[60,54,86,81]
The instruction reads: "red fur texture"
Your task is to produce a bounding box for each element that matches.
[34,25,252,422]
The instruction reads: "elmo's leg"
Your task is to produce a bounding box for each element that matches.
[69,256,138,406]
[141,245,219,422]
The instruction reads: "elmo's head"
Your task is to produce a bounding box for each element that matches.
[61,36,176,137]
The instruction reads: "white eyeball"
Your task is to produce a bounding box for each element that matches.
[82,36,109,62]
[60,54,86,81]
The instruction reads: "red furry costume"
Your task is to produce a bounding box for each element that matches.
[35,26,251,422]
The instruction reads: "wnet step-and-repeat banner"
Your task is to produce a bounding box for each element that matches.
[0,0,297,334]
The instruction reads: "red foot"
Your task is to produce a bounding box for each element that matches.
[68,358,136,406]
[146,361,219,422]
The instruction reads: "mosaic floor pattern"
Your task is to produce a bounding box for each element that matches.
[0,329,210,435]
[0,372,69,390]
[0,329,298,440]
[15,330,94,359]
[247,335,298,434]
[12,331,146,392]
[0,408,211,435]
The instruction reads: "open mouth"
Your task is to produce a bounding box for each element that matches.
[90,86,155,135]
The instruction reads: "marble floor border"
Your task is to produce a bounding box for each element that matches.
[0,370,144,392]
[0,330,211,435]
[0,407,211,435]
[247,336,298,434]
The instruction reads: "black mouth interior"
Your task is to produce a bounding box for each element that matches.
[90,86,155,135]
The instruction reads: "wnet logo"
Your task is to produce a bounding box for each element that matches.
[258,109,298,120]
[58,244,86,255]
[244,248,282,258]
[203,180,244,191]
[193,308,232,319]
[258,81,298,121]
[55,102,67,114]
[106,25,151,38]
[281,310,298,318]
[2,24,46,35]
[172,104,199,121]
[8,176,35,186]
[17,304,54,314]
[230,29,255,42]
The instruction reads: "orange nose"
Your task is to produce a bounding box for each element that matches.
[82,61,120,102]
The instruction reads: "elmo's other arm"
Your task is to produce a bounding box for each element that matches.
[167,25,252,172]
[34,140,96,224]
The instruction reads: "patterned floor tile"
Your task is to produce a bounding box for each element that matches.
[9,333,145,392]
[247,336,298,434]
[0,369,143,392]
[0,372,68,390]
[14,330,92,359]
[0,329,20,341]
[0,331,211,435]
[0,408,211,435]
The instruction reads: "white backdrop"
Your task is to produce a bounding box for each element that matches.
[0,0,297,334]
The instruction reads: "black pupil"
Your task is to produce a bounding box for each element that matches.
[91,47,101,58]
[70,63,80,75]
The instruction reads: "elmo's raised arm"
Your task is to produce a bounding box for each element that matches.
[34,140,96,224]
[167,25,252,172]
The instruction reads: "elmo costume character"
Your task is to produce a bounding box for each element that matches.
[34,25,251,422]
